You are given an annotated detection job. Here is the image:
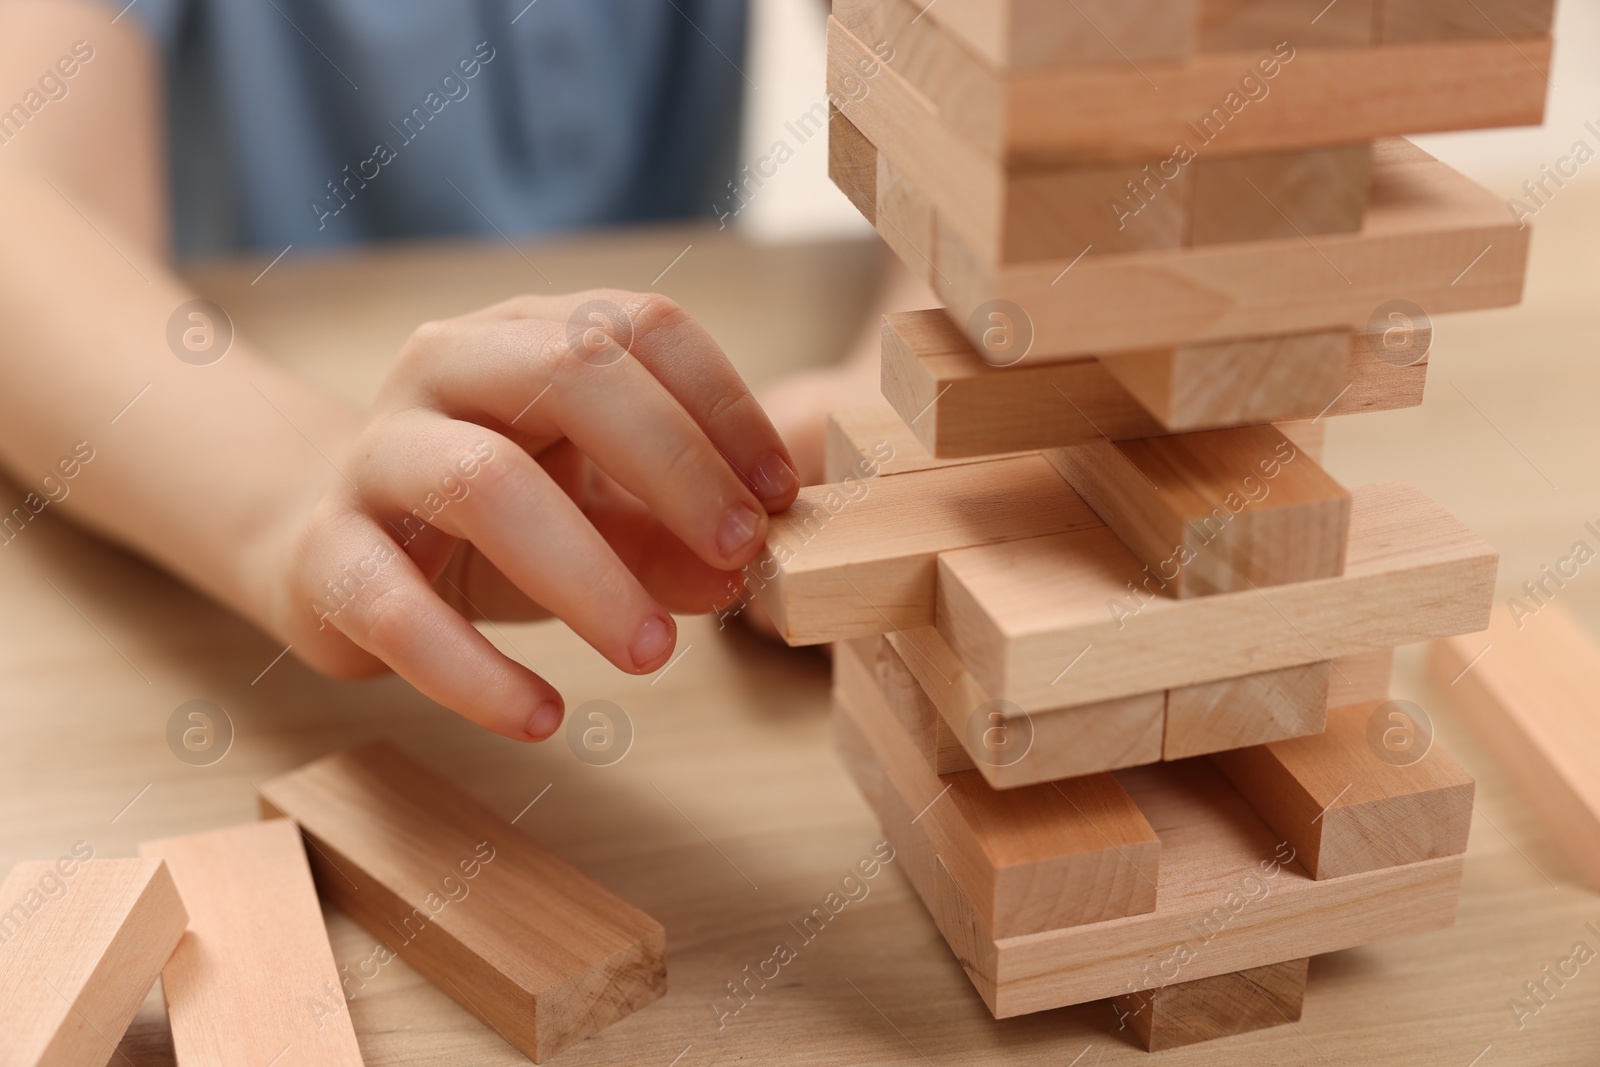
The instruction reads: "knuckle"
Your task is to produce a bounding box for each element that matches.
[629,292,690,336]
[359,582,418,651]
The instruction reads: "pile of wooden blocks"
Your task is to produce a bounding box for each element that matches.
[751,0,1553,1049]
[0,742,665,1064]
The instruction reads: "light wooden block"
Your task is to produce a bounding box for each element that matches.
[831,59,1528,357]
[1379,0,1557,41]
[857,635,974,776]
[836,638,1160,937]
[1188,145,1372,246]
[1213,702,1475,878]
[832,5,1549,164]
[826,103,875,224]
[1430,603,1600,890]
[258,741,665,1063]
[1165,660,1331,759]
[0,857,187,1067]
[138,820,364,1066]
[1276,418,1326,461]
[1098,330,1351,431]
[884,311,1424,450]
[1044,424,1353,596]
[835,696,1466,1017]
[937,482,1497,710]
[882,0,1195,72]
[876,152,938,284]
[751,455,1099,645]
[1200,0,1376,48]
[1329,647,1394,706]
[822,405,995,483]
[1112,957,1310,1051]
[887,626,1167,787]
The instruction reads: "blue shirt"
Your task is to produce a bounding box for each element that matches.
[123,0,748,256]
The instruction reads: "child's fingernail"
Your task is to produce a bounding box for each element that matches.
[526,699,563,740]
[752,452,798,505]
[717,503,762,559]
[629,614,674,671]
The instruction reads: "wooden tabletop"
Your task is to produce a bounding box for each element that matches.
[2,207,1597,1065]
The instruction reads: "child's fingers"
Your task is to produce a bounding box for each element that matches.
[301,514,566,741]
[397,317,772,572]
[354,415,678,675]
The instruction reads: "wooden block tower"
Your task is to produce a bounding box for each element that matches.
[749,0,1552,1049]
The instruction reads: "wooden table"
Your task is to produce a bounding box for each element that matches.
[1,209,1596,1065]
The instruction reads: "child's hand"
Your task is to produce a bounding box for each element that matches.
[264,291,799,741]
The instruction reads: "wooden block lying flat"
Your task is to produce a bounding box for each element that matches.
[894,0,1195,72]
[832,3,1549,164]
[857,636,974,776]
[1188,145,1372,246]
[1112,957,1310,1051]
[751,455,1098,645]
[925,138,1527,357]
[888,627,1167,787]
[1276,418,1325,462]
[1201,0,1375,48]
[1165,660,1331,759]
[1044,424,1352,596]
[1098,330,1350,432]
[0,857,186,1067]
[1430,603,1600,890]
[823,405,996,483]
[1379,0,1556,41]
[1213,702,1475,878]
[258,741,665,1064]
[837,638,1160,937]
[138,820,364,1066]
[835,694,1466,1017]
[884,311,1424,450]
[827,103,876,224]
[937,482,1497,710]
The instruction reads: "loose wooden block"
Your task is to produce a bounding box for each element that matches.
[258,741,666,1063]
[1200,0,1375,49]
[1212,702,1475,878]
[1112,957,1310,1051]
[1044,424,1353,596]
[1165,660,1331,759]
[0,856,187,1067]
[883,311,1425,451]
[836,637,1161,937]
[1188,145,1372,246]
[1378,0,1556,41]
[857,635,974,776]
[832,4,1549,164]
[835,695,1466,1017]
[937,482,1497,710]
[1098,330,1351,431]
[887,626,1167,787]
[138,820,364,1066]
[1430,603,1600,890]
[751,454,1099,645]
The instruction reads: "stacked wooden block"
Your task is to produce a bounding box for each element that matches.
[753,0,1552,1048]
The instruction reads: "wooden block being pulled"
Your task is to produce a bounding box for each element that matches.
[1165,660,1331,759]
[1112,957,1310,1051]
[0,856,186,1067]
[1189,145,1372,246]
[835,696,1465,1017]
[751,454,1098,645]
[888,626,1166,787]
[937,482,1497,709]
[831,5,1549,165]
[1378,0,1556,41]
[1430,603,1600,890]
[1044,424,1352,596]
[836,637,1160,937]
[882,311,1423,451]
[1200,0,1374,48]
[1213,702,1475,878]
[138,820,364,1065]
[258,741,665,1063]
